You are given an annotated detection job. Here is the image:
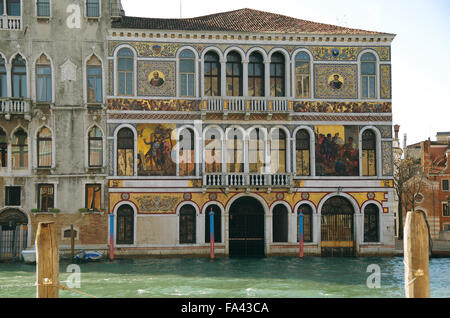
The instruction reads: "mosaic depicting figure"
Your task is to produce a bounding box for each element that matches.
[315,125,359,176]
[137,124,176,176]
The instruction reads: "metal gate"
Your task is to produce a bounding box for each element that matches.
[0,225,28,260]
[320,196,355,257]
[229,197,265,257]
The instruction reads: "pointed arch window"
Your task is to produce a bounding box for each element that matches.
[179,50,195,97]
[37,127,52,168]
[0,128,7,167]
[0,56,6,98]
[88,126,103,167]
[36,54,52,102]
[226,129,244,173]
[12,128,27,168]
[87,55,103,103]
[205,128,222,173]
[226,51,242,96]
[117,127,134,176]
[362,129,377,176]
[361,52,376,99]
[179,128,195,176]
[295,52,311,98]
[117,48,134,96]
[248,128,264,173]
[248,52,264,97]
[12,54,27,98]
[204,51,220,96]
[295,129,310,176]
[270,129,286,173]
[270,52,285,97]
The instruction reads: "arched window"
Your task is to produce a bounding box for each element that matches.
[117,205,134,245]
[298,204,313,243]
[204,51,220,96]
[0,128,7,167]
[226,128,244,173]
[248,128,264,173]
[295,129,310,176]
[273,204,288,242]
[11,54,27,98]
[37,127,52,168]
[87,54,103,103]
[270,129,286,173]
[362,129,377,176]
[361,52,376,99]
[179,204,196,244]
[0,56,6,97]
[179,128,195,176]
[117,127,134,176]
[117,48,134,96]
[205,204,222,243]
[35,54,52,102]
[205,128,222,173]
[364,204,379,242]
[179,50,195,97]
[270,52,285,97]
[295,52,310,98]
[226,51,242,96]
[248,52,264,97]
[88,126,103,167]
[12,128,27,168]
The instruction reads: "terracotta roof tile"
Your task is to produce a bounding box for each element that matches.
[112,8,391,35]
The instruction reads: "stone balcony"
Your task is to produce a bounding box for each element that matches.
[204,173,292,189]
[0,98,31,120]
[0,15,22,30]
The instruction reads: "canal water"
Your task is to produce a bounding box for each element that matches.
[0,256,449,298]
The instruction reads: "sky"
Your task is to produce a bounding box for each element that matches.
[121,0,450,146]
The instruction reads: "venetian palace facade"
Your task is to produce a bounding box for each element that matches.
[0,0,396,259]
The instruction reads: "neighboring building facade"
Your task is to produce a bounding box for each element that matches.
[106,7,397,257]
[403,132,450,240]
[0,0,115,259]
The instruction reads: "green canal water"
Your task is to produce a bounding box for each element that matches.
[0,257,449,298]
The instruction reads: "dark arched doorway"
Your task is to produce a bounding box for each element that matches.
[0,209,28,260]
[229,196,265,257]
[320,196,355,257]
[116,205,134,245]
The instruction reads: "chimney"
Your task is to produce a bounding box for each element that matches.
[394,124,400,140]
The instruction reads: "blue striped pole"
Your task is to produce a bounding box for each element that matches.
[209,208,215,260]
[109,213,114,261]
[299,212,304,258]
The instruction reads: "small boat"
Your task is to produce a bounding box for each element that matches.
[21,248,36,264]
[74,250,103,262]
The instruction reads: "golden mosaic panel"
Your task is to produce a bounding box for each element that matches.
[310,46,390,61]
[380,64,392,99]
[137,61,176,97]
[109,41,179,57]
[314,64,358,99]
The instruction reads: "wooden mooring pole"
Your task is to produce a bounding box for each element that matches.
[70,224,75,259]
[36,222,59,298]
[404,211,430,298]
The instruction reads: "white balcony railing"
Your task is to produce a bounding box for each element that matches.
[1,15,22,30]
[204,173,292,188]
[0,99,30,114]
[204,97,290,113]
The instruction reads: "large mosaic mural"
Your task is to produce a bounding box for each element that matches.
[314,64,358,99]
[137,61,176,97]
[136,124,177,176]
[315,125,359,176]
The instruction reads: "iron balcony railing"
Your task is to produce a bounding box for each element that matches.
[204,97,290,113]
[0,15,22,30]
[204,173,292,188]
